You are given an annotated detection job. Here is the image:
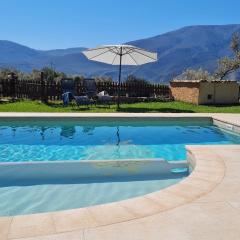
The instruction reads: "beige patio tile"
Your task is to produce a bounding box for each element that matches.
[228,201,240,211]
[84,220,150,240]
[8,213,56,239]
[119,196,165,217]
[181,176,217,192]
[87,202,136,226]
[166,181,207,200]
[138,201,240,240]
[193,166,225,179]
[145,189,189,209]
[224,163,240,179]
[190,152,221,159]
[0,217,12,240]
[13,230,84,240]
[194,158,225,169]
[196,179,240,203]
[51,208,98,233]
[189,170,224,183]
[215,149,240,160]
[85,214,199,240]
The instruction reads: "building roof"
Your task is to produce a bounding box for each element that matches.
[171,79,237,83]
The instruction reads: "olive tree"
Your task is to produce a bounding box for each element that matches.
[215,33,240,80]
[175,68,214,81]
[95,76,113,83]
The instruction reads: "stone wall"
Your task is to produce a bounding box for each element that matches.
[170,81,200,104]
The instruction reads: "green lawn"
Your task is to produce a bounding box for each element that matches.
[0,100,240,113]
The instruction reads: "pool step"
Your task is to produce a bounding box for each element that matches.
[0,159,188,186]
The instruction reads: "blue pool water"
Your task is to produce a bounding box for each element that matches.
[0,118,240,162]
[0,176,183,216]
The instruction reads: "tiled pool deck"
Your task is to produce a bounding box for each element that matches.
[0,113,240,240]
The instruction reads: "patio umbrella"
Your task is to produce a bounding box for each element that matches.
[82,45,157,109]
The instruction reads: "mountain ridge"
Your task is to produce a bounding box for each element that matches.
[0,24,240,82]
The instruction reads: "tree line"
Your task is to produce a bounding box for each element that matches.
[0,67,152,85]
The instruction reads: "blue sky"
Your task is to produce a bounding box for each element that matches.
[0,0,240,50]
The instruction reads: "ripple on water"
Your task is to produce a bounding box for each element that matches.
[0,144,187,161]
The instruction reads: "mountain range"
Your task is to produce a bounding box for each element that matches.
[0,24,240,83]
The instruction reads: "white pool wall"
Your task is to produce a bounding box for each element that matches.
[0,159,188,182]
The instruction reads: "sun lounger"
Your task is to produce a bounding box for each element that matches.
[61,79,91,107]
[83,79,112,106]
[74,96,91,107]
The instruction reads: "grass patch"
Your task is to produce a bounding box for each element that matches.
[0,100,240,113]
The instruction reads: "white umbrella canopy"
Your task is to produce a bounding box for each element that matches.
[82,44,157,108]
[82,45,157,65]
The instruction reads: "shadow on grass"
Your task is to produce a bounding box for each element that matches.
[45,102,196,113]
[45,102,86,111]
[45,102,111,111]
[117,107,195,113]
[202,103,240,108]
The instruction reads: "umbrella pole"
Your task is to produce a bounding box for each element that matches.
[117,47,122,110]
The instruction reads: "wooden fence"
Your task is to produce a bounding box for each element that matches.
[0,78,170,101]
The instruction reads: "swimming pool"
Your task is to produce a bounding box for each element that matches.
[0,117,239,162]
[0,116,239,216]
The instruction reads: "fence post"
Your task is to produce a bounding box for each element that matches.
[8,72,17,100]
[40,72,47,103]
